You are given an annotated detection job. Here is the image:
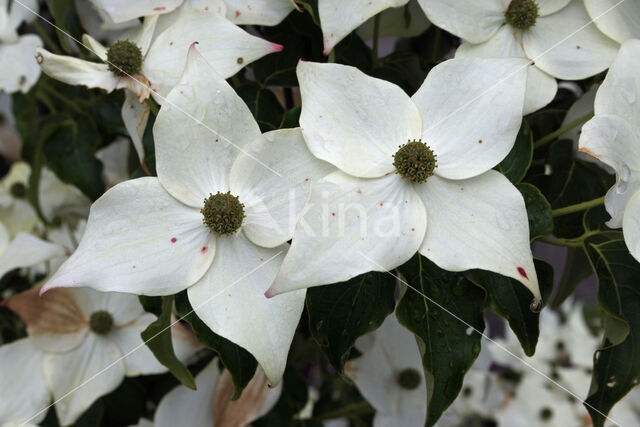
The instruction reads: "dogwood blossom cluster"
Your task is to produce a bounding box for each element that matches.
[0,0,639,425]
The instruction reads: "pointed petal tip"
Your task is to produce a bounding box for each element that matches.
[264,287,277,298]
[269,42,284,53]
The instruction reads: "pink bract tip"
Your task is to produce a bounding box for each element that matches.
[270,42,284,53]
[264,287,276,298]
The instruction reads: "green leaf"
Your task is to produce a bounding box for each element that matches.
[305,272,396,372]
[584,240,640,427]
[293,0,320,26]
[42,113,104,200]
[140,296,196,390]
[236,84,285,132]
[497,121,533,183]
[465,259,554,356]
[396,255,486,427]
[45,0,84,54]
[550,247,592,309]
[253,366,309,426]
[174,291,257,398]
[279,106,301,129]
[517,183,553,240]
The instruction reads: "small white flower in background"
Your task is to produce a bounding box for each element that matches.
[0,162,90,237]
[584,0,640,45]
[0,285,200,426]
[0,220,66,279]
[0,0,42,93]
[319,0,410,55]
[41,45,333,386]
[490,301,600,371]
[579,39,640,262]
[37,2,283,163]
[419,0,619,115]
[224,0,298,26]
[75,0,142,45]
[153,358,281,427]
[495,371,581,427]
[266,58,541,303]
[344,313,427,426]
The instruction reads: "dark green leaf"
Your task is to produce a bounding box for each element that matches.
[253,366,309,426]
[174,291,257,399]
[42,114,104,199]
[584,240,640,427]
[306,272,396,372]
[396,255,486,427]
[466,259,553,356]
[141,296,196,390]
[236,84,285,132]
[279,106,301,129]
[551,247,592,309]
[45,0,84,54]
[517,183,553,240]
[498,122,533,184]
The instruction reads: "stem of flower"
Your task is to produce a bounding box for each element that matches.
[533,111,594,150]
[539,229,621,248]
[372,14,381,68]
[314,400,373,421]
[39,84,85,115]
[327,49,336,63]
[551,196,605,217]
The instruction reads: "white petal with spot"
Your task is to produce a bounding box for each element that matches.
[36,48,119,92]
[225,0,295,25]
[0,35,42,93]
[416,171,540,300]
[89,0,182,23]
[42,178,215,296]
[412,57,528,180]
[121,90,149,163]
[188,232,302,385]
[297,61,422,178]
[523,0,618,80]
[268,171,426,296]
[154,44,262,207]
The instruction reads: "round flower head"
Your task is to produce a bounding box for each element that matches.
[41,45,333,386]
[266,59,541,304]
[419,0,619,114]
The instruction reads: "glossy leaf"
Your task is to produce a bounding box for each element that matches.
[140,295,196,390]
[306,272,396,372]
[466,259,554,356]
[396,255,486,427]
[517,183,553,240]
[498,122,533,184]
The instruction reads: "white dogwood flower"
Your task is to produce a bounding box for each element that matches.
[0,0,42,93]
[319,0,410,55]
[266,59,541,302]
[578,39,640,262]
[153,359,281,427]
[88,0,183,24]
[224,0,298,26]
[420,0,619,114]
[41,45,333,385]
[1,285,200,426]
[344,314,427,426]
[37,5,282,162]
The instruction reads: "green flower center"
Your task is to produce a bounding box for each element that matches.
[397,368,422,390]
[10,182,27,198]
[89,310,114,335]
[201,192,245,235]
[505,0,539,30]
[393,139,437,183]
[106,40,143,76]
[539,407,553,421]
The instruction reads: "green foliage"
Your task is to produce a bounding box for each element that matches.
[396,255,486,427]
[585,240,640,426]
[306,272,396,372]
[140,296,196,389]
[498,122,533,184]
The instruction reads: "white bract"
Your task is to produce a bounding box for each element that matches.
[420,0,619,114]
[224,0,298,26]
[578,39,640,262]
[344,314,427,426]
[584,0,640,45]
[0,220,66,279]
[0,93,21,161]
[267,59,541,302]
[36,5,282,162]
[319,0,410,54]
[0,162,90,237]
[154,359,281,427]
[0,0,42,93]
[1,285,199,426]
[89,0,183,24]
[42,45,333,386]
